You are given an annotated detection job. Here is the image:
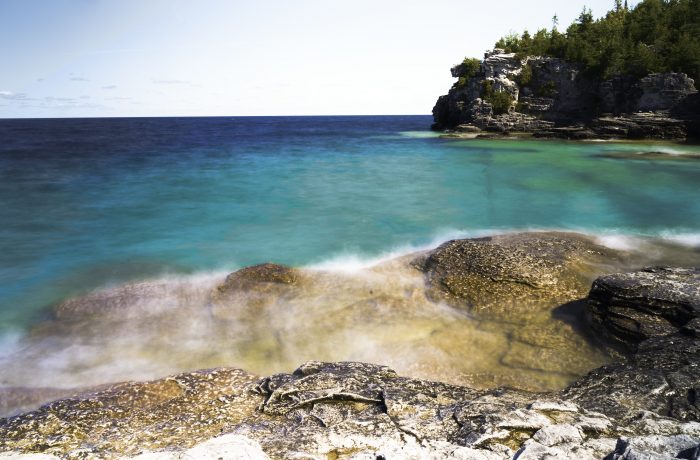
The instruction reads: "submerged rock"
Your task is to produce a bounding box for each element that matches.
[0,237,614,399]
[597,150,700,161]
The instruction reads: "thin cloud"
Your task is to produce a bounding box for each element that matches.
[0,91,29,100]
[43,96,81,105]
[152,79,191,85]
[39,97,110,110]
[102,85,118,90]
[70,77,90,82]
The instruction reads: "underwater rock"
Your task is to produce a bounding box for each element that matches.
[53,276,220,320]
[211,262,305,318]
[586,267,700,352]
[2,238,614,398]
[417,232,621,319]
[596,150,700,161]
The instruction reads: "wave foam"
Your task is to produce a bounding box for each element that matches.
[658,231,700,248]
[307,227,700,273]
[398,131,442,139]
[304,228,508,273]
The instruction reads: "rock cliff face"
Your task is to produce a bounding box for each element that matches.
[432,49,699,140]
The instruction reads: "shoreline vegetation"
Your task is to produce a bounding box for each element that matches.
[1,231,699,458]
[432,0,700,142]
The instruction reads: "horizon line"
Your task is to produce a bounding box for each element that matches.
[0,114,432,121]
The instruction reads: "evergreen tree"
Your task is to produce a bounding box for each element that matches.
[492,0,700,81]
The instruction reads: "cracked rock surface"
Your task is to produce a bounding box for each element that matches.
[587,267,700,352]
[1,355,699,459]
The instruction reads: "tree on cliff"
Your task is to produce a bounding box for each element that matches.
[494,0,700,81]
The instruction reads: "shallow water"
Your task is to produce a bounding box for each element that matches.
[1,116,699,399]
[0,254,612,394]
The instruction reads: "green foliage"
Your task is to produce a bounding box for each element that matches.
[492,0,700,81]
[481,80,494,98]
[537,81,558,97]
[454,57,481,88]
[481,80,514,115]
[516,64,533,86]
[489,91,515,115]
[461,58,481,79]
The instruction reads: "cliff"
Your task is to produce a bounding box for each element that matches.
[432,49,700,140]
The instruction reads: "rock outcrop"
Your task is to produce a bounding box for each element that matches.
[1,356,699,459]
[432,49,699,140]
[416,232,622,319]
[2,237,700,458]
[586,267,700,352]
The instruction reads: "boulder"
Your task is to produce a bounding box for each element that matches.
[416,232,621,319]
[217,263,301,290]
[586,267,700,352]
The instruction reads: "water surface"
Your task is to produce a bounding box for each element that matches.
[0,116,699,398]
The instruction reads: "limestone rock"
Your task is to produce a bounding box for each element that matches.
[638,73,698,111]
[586,267,700,351]
[417,232,621,318]
[0,368,262,457]
[218,263,301,291]
[432,49,698,140]
[563,333,700,422]
[1,357,700,459]
[592,112,688,140]
[608,435,700,460]
[0,387,80,419]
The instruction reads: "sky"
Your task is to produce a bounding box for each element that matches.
[0,0,628,118]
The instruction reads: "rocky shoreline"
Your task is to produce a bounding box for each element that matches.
[432,50,700,142]
[0,232,699,459]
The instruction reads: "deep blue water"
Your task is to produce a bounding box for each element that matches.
[1,115,699,332]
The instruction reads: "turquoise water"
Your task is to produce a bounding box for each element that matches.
[1,116,699,334]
